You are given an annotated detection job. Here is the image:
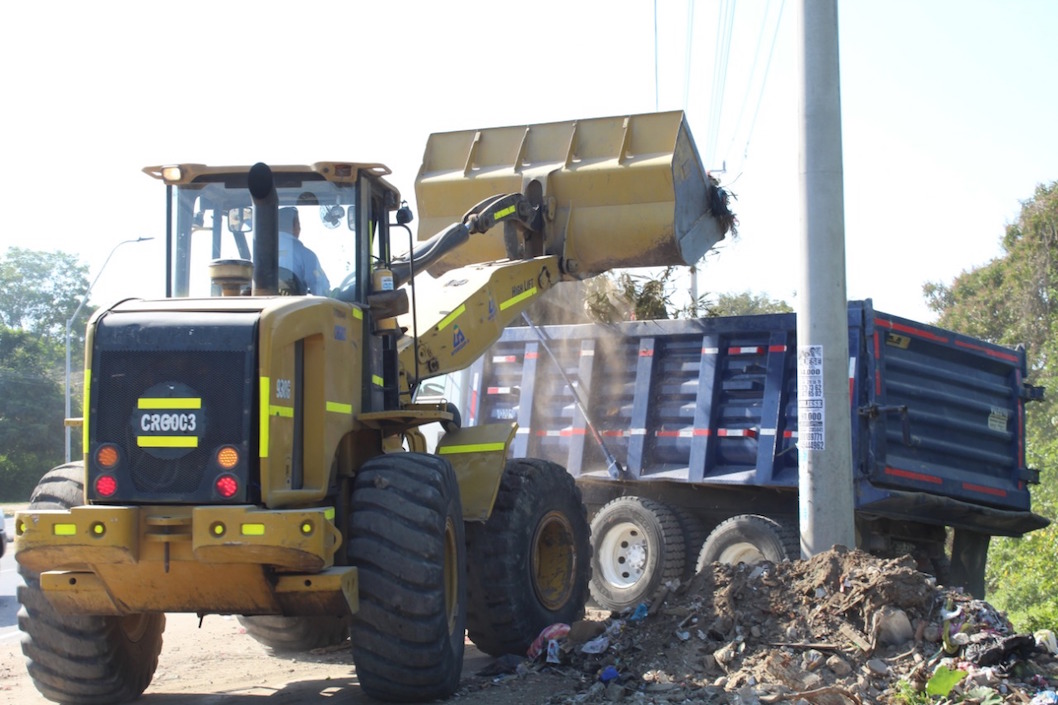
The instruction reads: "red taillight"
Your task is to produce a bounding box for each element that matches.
[95,474,118,497]
[215,474,239,498]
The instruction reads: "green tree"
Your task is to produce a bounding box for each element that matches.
[924,181,1058,630]
[0,247,92,339]
[0,248,93,500]
[0,324,65,500]
[705,290,794,317]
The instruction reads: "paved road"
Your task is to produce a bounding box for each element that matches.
[1,515,21,646]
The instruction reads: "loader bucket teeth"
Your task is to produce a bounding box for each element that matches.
[414,111,732,277]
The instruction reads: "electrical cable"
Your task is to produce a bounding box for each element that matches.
[741,0,786,162]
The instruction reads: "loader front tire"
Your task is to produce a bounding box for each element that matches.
[347,453,466,702]
[465,458,591,657]
[237,614,350,653]
[17,463,165,705]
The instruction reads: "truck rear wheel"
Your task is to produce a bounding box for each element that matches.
[347,453,466,702]
[17,463,165,705]
[237,614,350,653]
[671,506,711,580]
[696,514,799,570]
[465,458,591,657]
[589,497,684,612]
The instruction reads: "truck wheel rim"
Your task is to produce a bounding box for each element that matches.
[597,521,647,589]
[444,516,459,634]
[530,511,576,611]
[716,542,766,566]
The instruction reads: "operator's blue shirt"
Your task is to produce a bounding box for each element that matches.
[279,231,331,295]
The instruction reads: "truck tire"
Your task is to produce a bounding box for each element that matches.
[671,506,711,580]
[17,463,165,705]
[588,497,684,611]
[237,614,350,653]
[465,458,591,657]
[347,453,466,702]
[696,514,799,571]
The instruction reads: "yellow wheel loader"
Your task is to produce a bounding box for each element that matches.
[14,111,733,704]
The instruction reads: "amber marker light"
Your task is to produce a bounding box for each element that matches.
[216,446,240,470]
[96,444,119,469]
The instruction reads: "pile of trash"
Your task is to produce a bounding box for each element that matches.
[458,546,1058,704]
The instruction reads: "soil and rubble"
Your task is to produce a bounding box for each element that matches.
[456,546,1058,704]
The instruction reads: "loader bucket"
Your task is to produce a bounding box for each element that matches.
[414,111,731,277]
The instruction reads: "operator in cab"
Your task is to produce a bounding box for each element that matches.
[278,207,331,295]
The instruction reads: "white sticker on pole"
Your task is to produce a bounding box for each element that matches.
[797,344,825,451]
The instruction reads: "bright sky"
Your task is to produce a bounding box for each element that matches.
[1,0,1055,325]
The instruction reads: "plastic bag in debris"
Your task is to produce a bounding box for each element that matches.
[580,635,610,654]
[527,623,570,660]
[628,603,649,622]
[1030,691,1058,705]
[964,633,1036,669]
[476,653,525,677]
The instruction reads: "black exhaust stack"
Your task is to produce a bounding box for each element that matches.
[248,162,279,296]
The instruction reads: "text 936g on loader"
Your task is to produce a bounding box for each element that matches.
[14,111,733,703]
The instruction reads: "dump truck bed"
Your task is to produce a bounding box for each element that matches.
[458,300,1045,537]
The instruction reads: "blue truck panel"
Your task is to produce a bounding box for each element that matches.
[460,300,1046,539]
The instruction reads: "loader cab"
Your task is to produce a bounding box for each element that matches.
[144,162,402,302]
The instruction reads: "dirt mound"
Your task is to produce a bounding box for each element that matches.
[458,547,1058,704]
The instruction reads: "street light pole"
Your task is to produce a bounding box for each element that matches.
[64,237,154,463]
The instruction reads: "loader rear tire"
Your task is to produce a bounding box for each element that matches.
[347,453,466,702]
[465,458,591,657]
[237,614,350,653]
[588,497,684,612]
[17,463,165,705]
[696,514,799,571]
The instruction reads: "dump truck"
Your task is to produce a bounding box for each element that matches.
[13,111,735,704]
[439,300,1048,611]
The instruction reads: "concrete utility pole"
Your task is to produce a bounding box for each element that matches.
[795,0,856,557]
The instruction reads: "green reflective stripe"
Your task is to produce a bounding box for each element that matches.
[372,375,385,388]
[436,304,466,331]
[138,398,202,410]
[324,507,335,521]
[241,523,265,536]
[53,523,77,536]
[83,371,91,457]
[259,377,269,458]
[138,436,199,448]
[500,287,537,311]
[494,204,516,220]
[438,442,507,454]
[270,405,294,418]
[352,307,363,320]
[326,401,352,414]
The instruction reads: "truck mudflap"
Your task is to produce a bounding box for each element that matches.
[857,489,1049,537]
[14,505,354,617]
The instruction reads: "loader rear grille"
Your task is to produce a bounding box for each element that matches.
[88,310,257,504]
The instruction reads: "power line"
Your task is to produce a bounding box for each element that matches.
[724,0,774,163]
[705,0,737,166]
[741,0,786,162]
[654,0,660,111]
